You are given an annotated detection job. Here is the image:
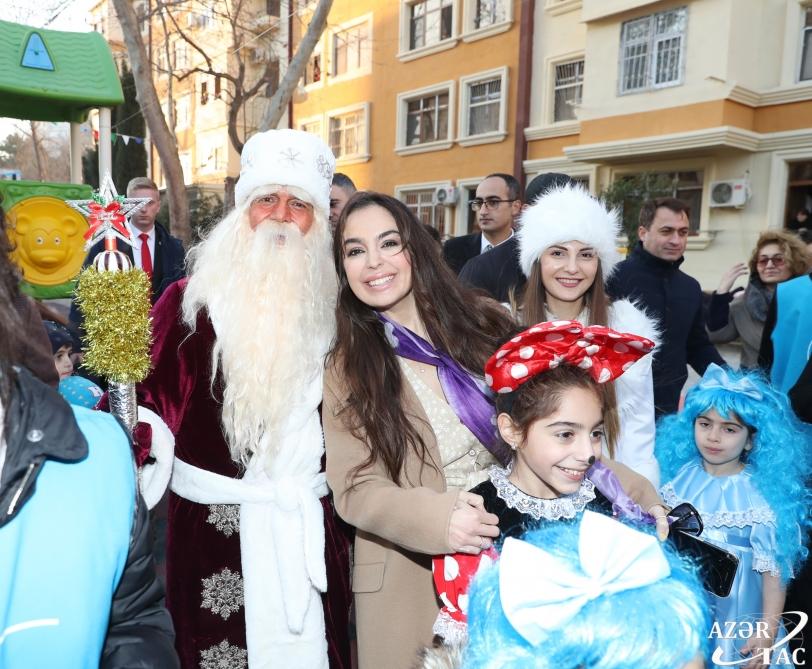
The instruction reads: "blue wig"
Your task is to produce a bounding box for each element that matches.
[656,365,812,577]
[462,518,710,669]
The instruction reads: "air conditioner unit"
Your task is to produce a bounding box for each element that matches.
[435,186,458,205]
[709,179,750,208]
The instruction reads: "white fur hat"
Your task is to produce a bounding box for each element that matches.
[234,129,336,215]
[517,184,623,279]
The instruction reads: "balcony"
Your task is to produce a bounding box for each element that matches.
[582,0,662,22]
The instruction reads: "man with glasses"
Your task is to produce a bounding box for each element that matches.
[458,172,576,303]
[442,173,522,275]
[607,197,723,416]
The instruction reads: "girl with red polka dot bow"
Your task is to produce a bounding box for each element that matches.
[431,320,659,645]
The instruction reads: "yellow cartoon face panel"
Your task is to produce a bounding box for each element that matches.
[8,196,88,286]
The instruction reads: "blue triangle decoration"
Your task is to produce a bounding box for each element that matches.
[21,33,54,71]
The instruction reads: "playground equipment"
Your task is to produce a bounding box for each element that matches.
[0,18,124,297]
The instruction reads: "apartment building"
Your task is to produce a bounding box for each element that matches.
[89,0,289,197]
[291,0,523,238]
[526,0,812,286]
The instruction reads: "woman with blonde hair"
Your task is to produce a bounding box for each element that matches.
[708,229,808,368]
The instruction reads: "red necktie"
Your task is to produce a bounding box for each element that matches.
[139,233,153,280]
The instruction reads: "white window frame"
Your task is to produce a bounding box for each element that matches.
[299,113,324,141]
[397,0,459,62]
[175,95,190,130]
[458,65,509,146]
[550,56,584,124]
[329,13,373,84]
[395,80,455,155]
[197,135,225,174]
[454,175,486,236]
[327,102,371,165]
[179,151,193,185]
[395,179,454,239]
[303,39,325,90]
[618,6,687,95]
[799,5,812,82]
[461,0,513,42]
[608,159,712,248]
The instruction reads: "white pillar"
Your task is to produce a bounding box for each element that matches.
[69,121,82,184]
[98,107,112,179]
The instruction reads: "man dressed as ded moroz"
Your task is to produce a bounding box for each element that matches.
[136,129,350,668]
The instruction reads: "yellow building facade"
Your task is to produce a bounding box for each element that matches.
[291,0,523,238]
[527,0,812,287]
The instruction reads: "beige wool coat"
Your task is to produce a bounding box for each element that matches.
[323,362,664,669]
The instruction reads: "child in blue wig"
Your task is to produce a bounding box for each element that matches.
[657,364,812,668]
[419,510,709,669]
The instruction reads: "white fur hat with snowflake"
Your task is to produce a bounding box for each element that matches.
[517,184,623,279]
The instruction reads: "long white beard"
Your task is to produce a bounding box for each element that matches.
[182,206,336,469]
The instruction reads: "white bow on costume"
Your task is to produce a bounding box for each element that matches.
[499,511,670,645]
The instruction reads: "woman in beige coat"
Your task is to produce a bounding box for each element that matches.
[324,192,666,669]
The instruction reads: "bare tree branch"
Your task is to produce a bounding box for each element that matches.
[111,0,190,245]
[260,0,333,131]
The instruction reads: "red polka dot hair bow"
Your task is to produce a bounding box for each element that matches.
[485,321,655,394]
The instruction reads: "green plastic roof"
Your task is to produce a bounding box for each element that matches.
[0,19,124,123]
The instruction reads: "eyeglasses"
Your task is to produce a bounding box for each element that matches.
[470,198,517,212]
[756,255,785,269]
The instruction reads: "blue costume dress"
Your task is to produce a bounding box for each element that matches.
[661,460,794,668]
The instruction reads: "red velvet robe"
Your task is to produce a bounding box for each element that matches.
[139,280,351,668]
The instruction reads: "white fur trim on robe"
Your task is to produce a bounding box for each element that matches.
[169,372,329,669]
[136,406,175,509]
[606,299,662,488]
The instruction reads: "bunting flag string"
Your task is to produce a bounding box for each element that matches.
[91,129,145,145]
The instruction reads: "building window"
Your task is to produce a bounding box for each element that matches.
[300,117,323,138]
[332,18,371,78]
[407,92,449,145]
[328,104,369,162]
[266,0,280,16]
[619,7,687,94]
[175,95,190,129]
[471,0,507,29]
[304,45,322,85]
[408,0,454,50]
[459,67,508,141]
[264,61,279,97]
[401,188,448,237]
[553,59,583,122]
[616,170,703,233]
[801,8,812,81]
[200,80,209,105]
[174,42,188,70]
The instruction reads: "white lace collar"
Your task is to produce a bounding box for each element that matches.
[489,465,596,521]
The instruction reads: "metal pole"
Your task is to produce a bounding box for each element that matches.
[98,107,112,178]
[69,121,82,184]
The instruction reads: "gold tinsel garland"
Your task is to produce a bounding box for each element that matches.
[75,267,152,383]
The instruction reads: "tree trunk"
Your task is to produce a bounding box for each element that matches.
[111,0,190,246]
[259,0,333,131]
[29,121,48,181]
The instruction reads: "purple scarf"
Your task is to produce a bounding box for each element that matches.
[588,460,657,525]
[379,314,511,465]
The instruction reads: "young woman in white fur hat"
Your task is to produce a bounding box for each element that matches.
[517,184,661,486]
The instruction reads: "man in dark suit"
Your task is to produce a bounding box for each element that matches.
[458,172,576,302]
[69,177,186,328]
[442,173,522,274]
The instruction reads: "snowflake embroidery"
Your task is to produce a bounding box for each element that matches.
[279,147,301,166]
[201,568,244,620]
[316,153,333,180]
[200,639,247,669]
[206,504,240,537]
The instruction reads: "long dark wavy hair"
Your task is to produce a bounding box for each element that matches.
[0,205,22,406]
[328,192,516,486]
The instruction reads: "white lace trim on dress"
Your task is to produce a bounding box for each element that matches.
[489,465,596,521]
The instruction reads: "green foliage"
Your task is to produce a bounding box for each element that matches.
[112,64,147,193]
[599,173,675,249]
[155,187,223,242]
